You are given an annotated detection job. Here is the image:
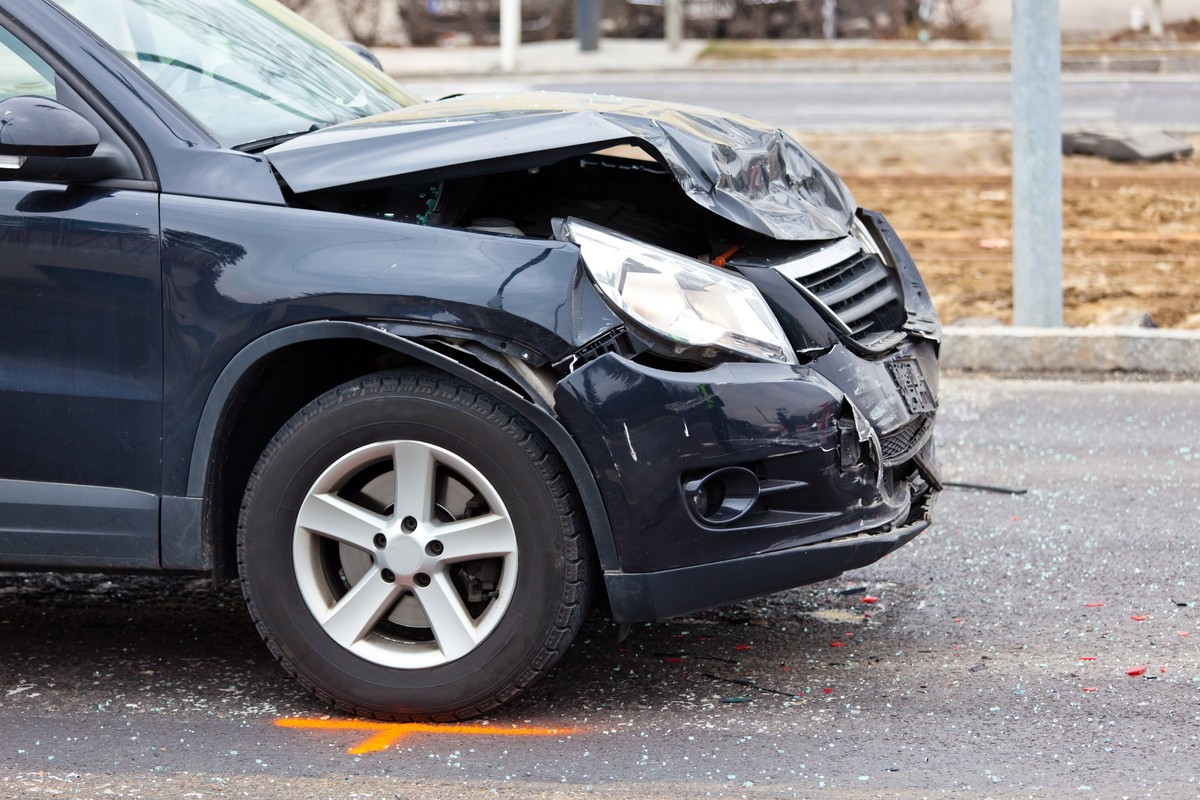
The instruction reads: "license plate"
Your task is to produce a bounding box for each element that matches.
[887,358,936,415]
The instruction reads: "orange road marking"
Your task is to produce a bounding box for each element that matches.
[274,718,582,755]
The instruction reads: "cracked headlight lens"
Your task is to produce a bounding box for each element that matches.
[560,218,796,366]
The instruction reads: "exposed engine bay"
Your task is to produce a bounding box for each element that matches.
[293,150,833,268]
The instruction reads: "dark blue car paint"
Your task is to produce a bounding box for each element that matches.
[0,180,162,567]
[0,0,939,623]
[175,320,622,575]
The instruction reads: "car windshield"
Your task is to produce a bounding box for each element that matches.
[56,0,421,147]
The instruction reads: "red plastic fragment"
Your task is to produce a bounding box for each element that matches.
[1130,615,1148,622]
[830,641,847,648]
[1159,666,1167,674]
[1084,602,1104,607]
[861,596,879,604]
[822,688,833,694]
[1079,656,1097,661]
[734,644,753,651]
[1126,666,1146,677]
[664,657,683,664]
[1179,631,1190,637]
[953,618,963,623]
[1081,687,1097,693]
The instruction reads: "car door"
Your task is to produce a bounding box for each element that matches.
[0,22,163,569]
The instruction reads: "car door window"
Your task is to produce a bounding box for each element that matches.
[0,26,56,100]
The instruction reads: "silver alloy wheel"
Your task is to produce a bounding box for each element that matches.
[291,440,518,669]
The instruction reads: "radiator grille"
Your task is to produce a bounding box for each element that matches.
[772,237,906,346]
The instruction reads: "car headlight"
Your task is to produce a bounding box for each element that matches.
[559,218,797,366]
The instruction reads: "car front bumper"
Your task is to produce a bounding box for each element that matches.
[553,339,939,622]
[605,494,935,622]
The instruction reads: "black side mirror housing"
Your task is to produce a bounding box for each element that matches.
[0,96,100,158]
[0,96,124,183]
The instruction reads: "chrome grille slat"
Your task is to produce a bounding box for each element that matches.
[831,282,902,326]
[773,237,863,282]
[817,264,897,308]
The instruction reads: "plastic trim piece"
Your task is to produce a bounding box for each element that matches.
[603,516,930,622]
[160,495,206,570]
[0,478,159,569]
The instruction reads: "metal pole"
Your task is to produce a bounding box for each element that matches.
[576,0,600,52]
[1011,0,1063,327]
[821,0,837,40]
[500,0,520,72]
[665,0,683,52]
[1149,0,1165,37]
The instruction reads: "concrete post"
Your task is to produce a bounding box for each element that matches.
[576,0,600,52]
[821,0,837,39]
[1011,0,1063,327]
[500,0,520,72]
[665,0,683,52]
[1149,0,1165,37]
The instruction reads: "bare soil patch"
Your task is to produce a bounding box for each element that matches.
[795,130,1200,328]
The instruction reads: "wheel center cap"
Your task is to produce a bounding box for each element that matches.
[387,535,423,574]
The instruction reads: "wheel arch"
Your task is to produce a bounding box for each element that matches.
[179,321,618,583]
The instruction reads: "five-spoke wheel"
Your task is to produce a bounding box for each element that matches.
[292,440,518,669]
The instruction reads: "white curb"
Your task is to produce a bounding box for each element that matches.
[941,326,1200,376]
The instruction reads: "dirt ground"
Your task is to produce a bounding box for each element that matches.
[796,130,1200,328]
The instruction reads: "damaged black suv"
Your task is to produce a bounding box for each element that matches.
[0,0,940,720]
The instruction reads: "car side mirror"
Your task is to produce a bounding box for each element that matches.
[0,96,121,183]
[0,96,99,159]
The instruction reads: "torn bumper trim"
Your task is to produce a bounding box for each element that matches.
[604,505,933,623]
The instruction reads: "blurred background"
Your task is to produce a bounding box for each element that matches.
[278,0,1198,47]
[282,0,1200,330]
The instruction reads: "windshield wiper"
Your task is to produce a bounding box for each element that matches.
[235,124,326,153]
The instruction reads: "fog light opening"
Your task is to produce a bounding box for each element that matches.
[683,467,761,525]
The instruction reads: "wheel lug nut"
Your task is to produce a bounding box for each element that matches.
[381,569,396,584]
[425,540,443,557]
[402,516,418,533]
[414,573,431,587]
[373,533,387,549]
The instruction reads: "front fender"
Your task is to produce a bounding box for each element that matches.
[178,320,619,573]
[160,193,621,497]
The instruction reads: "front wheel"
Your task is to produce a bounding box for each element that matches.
[238,369,593,720]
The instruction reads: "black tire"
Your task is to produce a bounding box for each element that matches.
[237,368,593,720]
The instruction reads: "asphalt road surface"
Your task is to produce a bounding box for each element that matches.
[407,76,1200,132]
[2,376,1198,799]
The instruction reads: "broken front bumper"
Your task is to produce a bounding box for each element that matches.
[605,497,934,622]
[553,345,939,623]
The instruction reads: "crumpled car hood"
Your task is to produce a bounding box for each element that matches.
[264,92,857,241]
